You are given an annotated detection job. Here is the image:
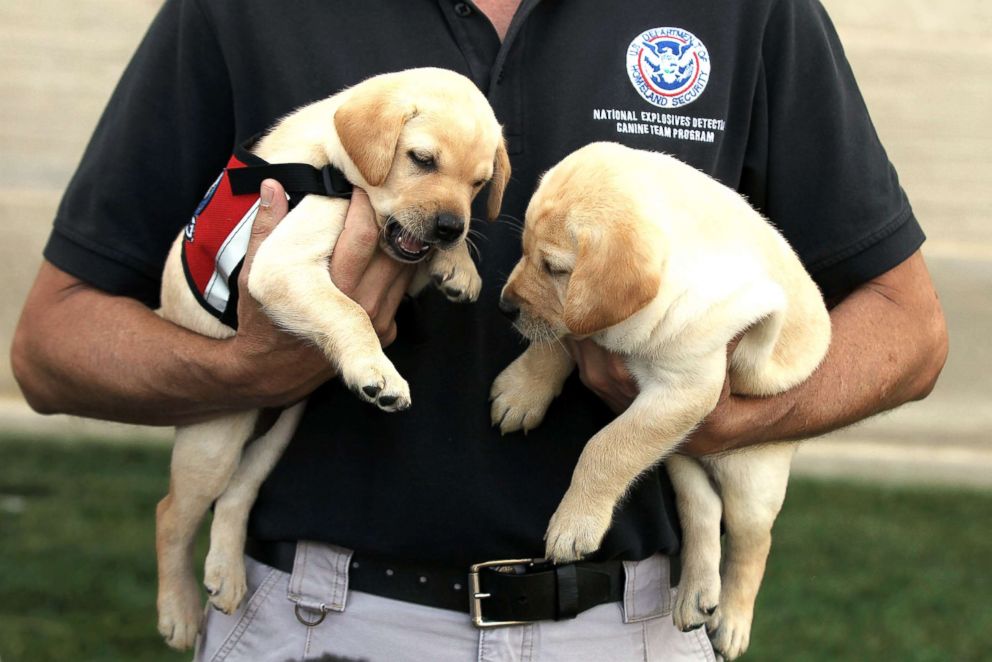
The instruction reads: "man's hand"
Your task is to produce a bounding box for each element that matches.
[221,180,415,408]
[565,338,639,415]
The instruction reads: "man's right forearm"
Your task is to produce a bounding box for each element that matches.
[11,262,324,426]
[11,263,340,425]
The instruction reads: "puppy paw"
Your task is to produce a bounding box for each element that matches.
[707,604,753,661]
[204,551,247,616]
[340,355,411,412]
[544,496,613,563]
[430,251,482,303]
[157,581,202,651]
[672,568,721,632]
[489,360,556,434]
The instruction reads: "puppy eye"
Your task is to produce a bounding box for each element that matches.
[473,178,489,189]
[408,150,437,170]
[542,259,569,276]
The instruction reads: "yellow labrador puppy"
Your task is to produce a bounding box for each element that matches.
[493,142,829,660]
[155,68,508,650]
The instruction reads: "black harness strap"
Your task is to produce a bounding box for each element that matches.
[227,162,354,198]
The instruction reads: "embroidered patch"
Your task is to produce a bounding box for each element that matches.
[626,27,711,109]
[185,171,223,243]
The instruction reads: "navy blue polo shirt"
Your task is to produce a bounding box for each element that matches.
[45,0,923,567]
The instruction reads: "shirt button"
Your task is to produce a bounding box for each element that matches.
[454,2,473,17]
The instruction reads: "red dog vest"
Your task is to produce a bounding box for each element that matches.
[180,140,353,328]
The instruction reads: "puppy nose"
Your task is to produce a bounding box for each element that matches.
[498,296,519,322]
[434,213,465,243]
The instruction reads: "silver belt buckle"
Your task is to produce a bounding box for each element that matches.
[469,558,539,628]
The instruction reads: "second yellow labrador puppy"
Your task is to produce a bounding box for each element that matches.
[493,142,829,660]
[155,68,508,650]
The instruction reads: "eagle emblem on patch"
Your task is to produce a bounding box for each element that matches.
[626,27,711,109]
[185,172,224,243]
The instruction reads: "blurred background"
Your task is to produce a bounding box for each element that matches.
[0,1,989,660]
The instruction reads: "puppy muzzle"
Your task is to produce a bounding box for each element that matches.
[498,296,520,322]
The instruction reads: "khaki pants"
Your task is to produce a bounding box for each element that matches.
[195,542,718,662]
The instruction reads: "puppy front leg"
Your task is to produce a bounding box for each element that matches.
[490,342,575,434]
[544,359,725,563]
[425,240,482,303]
[249,196,410,411]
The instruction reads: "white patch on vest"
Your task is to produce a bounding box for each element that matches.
[203,199,261,313]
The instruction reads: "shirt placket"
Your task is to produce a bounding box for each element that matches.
[438,0,543,155]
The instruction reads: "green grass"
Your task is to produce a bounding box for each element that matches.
[0,436,187,662]
[1,435,990,661]
[749,478,992,662]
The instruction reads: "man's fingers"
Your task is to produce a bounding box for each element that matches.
[368,264,416,345]
[719,332,746,402]
[330,188,380,294]
[378,267,415,323]
[241,179,289,280]
[565,338,638,412]
[349,249,408,295]
[606,355,637,397]
[563,339,583,368]
[350,251,413,326]
[727,331,745,360]
[380,321,398,348]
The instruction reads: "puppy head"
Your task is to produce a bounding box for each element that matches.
[333,68,509,263]
[500,144,663,340]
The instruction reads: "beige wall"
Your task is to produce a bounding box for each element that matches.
[1,2,990,463]
[2,0,162,396]
[821,0,992,253]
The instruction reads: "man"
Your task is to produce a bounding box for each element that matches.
[11,0,947,660]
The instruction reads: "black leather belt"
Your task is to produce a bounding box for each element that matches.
[245,540,625,626]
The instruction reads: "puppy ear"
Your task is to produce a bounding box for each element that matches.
[334,81,416,187]
[487,135,511,221]
[563,224,661,336]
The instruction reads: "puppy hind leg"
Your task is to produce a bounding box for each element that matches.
[204,402,307,614]
[156,410,259,650]
[731,292,830,397]
[728,308,786,396]
[667,454,723,633]
[704,445,796,661]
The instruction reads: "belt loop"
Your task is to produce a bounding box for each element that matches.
[554,564,580,620]
[621,554,672,623]
[287,540,354,613]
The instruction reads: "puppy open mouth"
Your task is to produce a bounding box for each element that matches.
[382,220,434,263]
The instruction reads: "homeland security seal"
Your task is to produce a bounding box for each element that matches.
[626,27,711,108]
